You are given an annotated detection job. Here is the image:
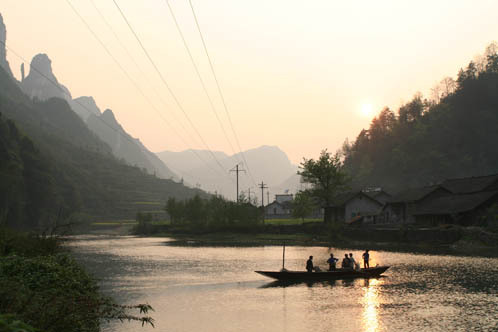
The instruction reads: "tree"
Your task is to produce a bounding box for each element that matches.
[298,150,350,223]
[292,191,314,222]
[165,197,185,224]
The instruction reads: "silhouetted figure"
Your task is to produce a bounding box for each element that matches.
[349,253,358,270]
[362,250,370,269]
[306,255,314,273]
[341,254,351,269]
[327,253,338,271]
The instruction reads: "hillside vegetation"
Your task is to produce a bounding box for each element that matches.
[0,66,204,230]
[343,44,498,192]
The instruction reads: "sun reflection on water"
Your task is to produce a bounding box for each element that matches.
[362,278,381,332]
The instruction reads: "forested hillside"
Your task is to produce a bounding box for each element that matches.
[0,66,204,229]
[0,112,58,229]
[343,44,498,192]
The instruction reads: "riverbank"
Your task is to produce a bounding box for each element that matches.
[0,227,153,331]
[137,223,498,257]
[81,220,498,257]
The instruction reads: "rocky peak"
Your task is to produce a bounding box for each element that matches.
[0,13,13,77]
[101,109,120,129]
[29,54,55,80]
[21,53,71,102]
[71,96,101,121]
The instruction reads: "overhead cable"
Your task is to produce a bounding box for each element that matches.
[65,0,227,179]
[163,0,241,163]
[187,0,258,186]
[111,0,230,177]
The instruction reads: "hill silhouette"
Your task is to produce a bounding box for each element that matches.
[0,64,204,228]
[342,43,498,192]
[157,145,298,200]
[18,50,176,180]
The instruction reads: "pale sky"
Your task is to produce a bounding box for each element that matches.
[2,0,498,164]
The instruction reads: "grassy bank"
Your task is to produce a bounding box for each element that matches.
[0,227,153,331]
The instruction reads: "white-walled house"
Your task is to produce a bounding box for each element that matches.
[329,190,390,224]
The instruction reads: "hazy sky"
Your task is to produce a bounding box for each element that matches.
[2,0,498,164]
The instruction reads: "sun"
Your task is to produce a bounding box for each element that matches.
[360,103,374,117]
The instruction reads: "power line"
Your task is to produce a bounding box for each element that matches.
[111,0,229,177]
[187,0,258,187]
[1,40,162,168]
[259,181,268,223]
[230,163,246,202]
[163,0,241,162]
[64,0,227,180]
[89,0,204,154]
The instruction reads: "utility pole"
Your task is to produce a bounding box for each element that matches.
[267,191,270,205]
[259,181,268,222]
[247,188,252,202]
[230,164,245,202]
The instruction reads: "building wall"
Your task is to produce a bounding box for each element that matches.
[344,195,382,222]
[265,202,290,217]
[382,203,406,224]
[275,194,293,204]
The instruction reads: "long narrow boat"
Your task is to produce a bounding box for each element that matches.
[255,266,389,281]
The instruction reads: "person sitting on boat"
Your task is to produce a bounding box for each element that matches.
[362,250,370,269]
[327,253,339,271]
[341,254,351,269]
[349,253,359,270]
[306,256,314,273]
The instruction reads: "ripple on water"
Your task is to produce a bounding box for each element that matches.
[66,236,498,332]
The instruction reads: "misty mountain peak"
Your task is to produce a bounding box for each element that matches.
[100,109,120,128]
[29,53,54,78]
[72,96,101,121]
[21,53,71,102]
[0,13,13,77]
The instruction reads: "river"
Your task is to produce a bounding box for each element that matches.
[66,235,498,332]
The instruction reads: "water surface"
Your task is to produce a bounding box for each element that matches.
[67,236,498,332]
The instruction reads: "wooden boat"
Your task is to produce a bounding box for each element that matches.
[256,243,389,282]
[255,265,390,281]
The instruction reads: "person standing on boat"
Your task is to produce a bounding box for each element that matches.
[341,254,351,269]
[349,253,358,270]
[362,250,370,269]
[306,256,314,273]
[327,253,339,271]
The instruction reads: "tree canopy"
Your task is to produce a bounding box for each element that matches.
[342,42,498,192]
[298,150,350,223]
[292,191,315,222]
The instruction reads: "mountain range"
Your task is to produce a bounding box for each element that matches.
[157,145,301,201]
[18,52,177,180]
[1,12,302,211]
[0,13,204,226]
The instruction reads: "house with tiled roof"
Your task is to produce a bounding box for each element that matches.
[329,189,390,224]
[265,200,293,218]
[413,190,498,225]
[381,185,451,224]
[441,174,498,194]
[381,173,498,226]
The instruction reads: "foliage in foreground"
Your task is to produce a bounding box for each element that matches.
[0,228,154,332]
[0,314,38,332]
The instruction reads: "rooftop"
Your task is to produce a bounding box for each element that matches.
[413,190,498,215]
[441,173,498,194]
[388,185,449,203]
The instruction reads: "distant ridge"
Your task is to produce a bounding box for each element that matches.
[17,52,177,180]
[0,13,202,225]
[157,145,298,200]
[0,14,13,77]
